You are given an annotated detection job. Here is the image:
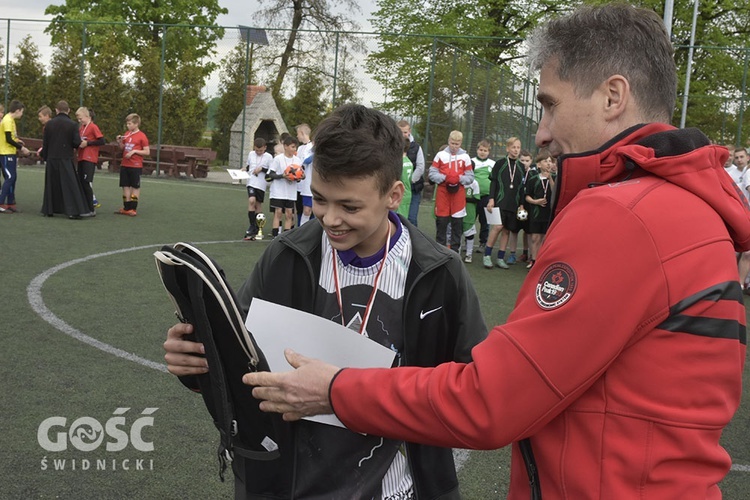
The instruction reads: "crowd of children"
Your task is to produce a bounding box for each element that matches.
[419,130,556,271]
[242,122,557,271]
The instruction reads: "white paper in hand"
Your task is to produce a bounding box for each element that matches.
[245,298,397,428]
[227,168,251,180]
[484,207,502,225]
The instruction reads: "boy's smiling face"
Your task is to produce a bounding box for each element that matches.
[311,170,403,258]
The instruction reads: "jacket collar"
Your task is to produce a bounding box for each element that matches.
[553,122,750,250]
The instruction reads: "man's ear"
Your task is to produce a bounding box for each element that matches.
[387,181,405,210]
[602,75,630,121]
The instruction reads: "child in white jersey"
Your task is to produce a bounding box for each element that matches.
[164,104,487,499]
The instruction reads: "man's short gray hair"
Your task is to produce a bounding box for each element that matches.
[527,3,677,123]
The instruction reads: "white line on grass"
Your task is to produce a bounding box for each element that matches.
[27,241,239,373]
[27,238,748,476]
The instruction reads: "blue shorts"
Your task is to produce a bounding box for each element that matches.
[301,195,312,207]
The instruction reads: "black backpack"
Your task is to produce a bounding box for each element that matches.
[153,242,282,480]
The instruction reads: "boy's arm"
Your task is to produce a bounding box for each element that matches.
[459,159,474,185]
[412,146,425,183]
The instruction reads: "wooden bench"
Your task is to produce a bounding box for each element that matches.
[21,136,215,179]
[169,145,217,178]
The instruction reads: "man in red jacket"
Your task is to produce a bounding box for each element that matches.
[243,4,750,498]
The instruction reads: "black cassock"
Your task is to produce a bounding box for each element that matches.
[40,113,89,217]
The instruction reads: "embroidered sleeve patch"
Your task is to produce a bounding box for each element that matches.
[535,262,577,310]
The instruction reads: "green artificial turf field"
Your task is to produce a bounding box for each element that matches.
[1,165,747,499]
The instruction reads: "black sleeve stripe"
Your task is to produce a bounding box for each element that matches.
[657,315,746,344]
[668,281,742,315]
[655,281,746,344]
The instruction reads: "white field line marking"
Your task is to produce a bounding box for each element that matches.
[27,235,750,475]
[27,241,239,373]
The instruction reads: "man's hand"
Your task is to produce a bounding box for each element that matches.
[243,350,340,422]
[163,323,208,376]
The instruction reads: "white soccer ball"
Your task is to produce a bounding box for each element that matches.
[516,208,528,221]
[256,213,266,223]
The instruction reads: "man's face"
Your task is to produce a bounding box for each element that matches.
[448,138,462,155]
[399,125,411,140]
[476,145,490,160]
[535,60,612,156]
[734,150,748,169]
[311,170,402,258]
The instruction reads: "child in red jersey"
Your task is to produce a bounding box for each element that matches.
[115,113,149,216]
[75,107,105,214]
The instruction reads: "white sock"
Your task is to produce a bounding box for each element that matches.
[300,214,311,225]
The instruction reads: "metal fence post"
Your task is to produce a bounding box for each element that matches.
[156,26,167,175]
[424,37,437,158]
[79,23,87,107]
[332,31,339,108]
[737,48,749,147]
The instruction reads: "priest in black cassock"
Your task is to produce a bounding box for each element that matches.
[40,101,91,219]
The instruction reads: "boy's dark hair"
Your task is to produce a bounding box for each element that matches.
[254,137,267,148]
[9,100,24,113]
[56,101,70,114]
[403,135,411,153]
[536,148,552,163]
[313,104,402,195]
[282,135,299,147]
[520,149,532,158]
[279,132,291,141]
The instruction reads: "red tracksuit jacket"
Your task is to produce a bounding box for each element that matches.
[329,123,749,499]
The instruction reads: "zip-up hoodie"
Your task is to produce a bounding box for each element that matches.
[330,123,749,499]
[233,215,488,499]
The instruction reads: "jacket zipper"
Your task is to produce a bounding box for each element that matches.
[519,438,542,500]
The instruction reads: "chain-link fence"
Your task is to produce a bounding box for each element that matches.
[5,18,747,173]
[0,18,543,171]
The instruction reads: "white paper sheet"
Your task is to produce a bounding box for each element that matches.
[245,299,397,428]
[227,168,250,180]
[484,207,502,225]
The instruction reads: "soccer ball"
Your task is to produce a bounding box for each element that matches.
[516,208,528,221]
[284,164,305,182]
[256,212,266,224]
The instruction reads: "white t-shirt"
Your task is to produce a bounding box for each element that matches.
[246,151,273,190]
[296,143,314,197]
[268,154,302,201]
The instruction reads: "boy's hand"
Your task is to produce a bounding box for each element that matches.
[486,199,495,210]
[163,323,209,376]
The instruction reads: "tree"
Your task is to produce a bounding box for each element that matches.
[47,36,83,107]
[45,0,228,146]
[212,42,249,162]
[6,36,48,138]
[254,0,363,101]
[85,34,131,142]
[367,0,571,152]
[281,69,327,129]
